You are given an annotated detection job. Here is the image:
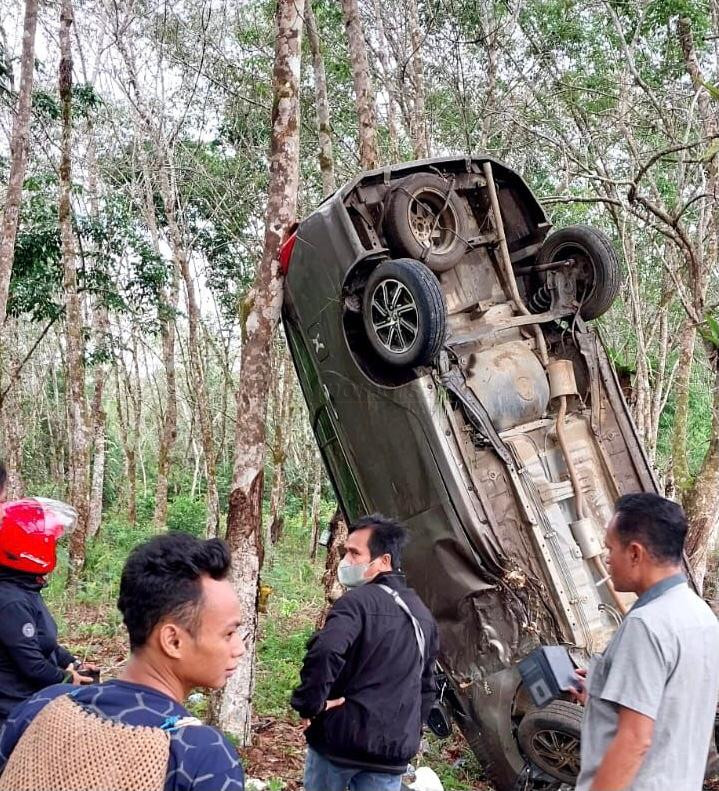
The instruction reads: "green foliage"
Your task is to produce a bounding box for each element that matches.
[700,314,719,350]
[72,83,102,118]
[31,89,61,121]
[0,42,11,100]
[643,0,710,38]
[8,166,170,327]
[9,175,62,321]
[255,621,314,717]
[253,506,328,718]
[656,362,714,475]
[46,516,154,607]
[418,734,484,790]
[166,495,208,536]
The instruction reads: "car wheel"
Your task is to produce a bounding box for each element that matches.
[533,225,621,319]
[362,258,447,367]
[517,701,582,785]
[383,173,468,273]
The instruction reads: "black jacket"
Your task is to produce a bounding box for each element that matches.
[291,572,439,773]
[0,569,75,720]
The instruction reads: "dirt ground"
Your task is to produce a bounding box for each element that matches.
[242,718,307,790]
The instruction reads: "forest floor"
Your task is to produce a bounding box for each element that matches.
[48,506,487,791]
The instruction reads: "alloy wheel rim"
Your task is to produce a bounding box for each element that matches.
[370,278,419,354]
[530,728,581,777]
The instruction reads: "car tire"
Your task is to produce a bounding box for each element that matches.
[383,173,468,272]
[534,225,621,319]
[517,700,582,785]
[362,258,447,367]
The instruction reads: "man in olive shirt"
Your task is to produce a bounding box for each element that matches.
[574,493,719,790]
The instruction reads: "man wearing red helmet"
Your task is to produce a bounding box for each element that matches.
[0,491,94,724]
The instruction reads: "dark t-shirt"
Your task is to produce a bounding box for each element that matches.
[0,680,245,791]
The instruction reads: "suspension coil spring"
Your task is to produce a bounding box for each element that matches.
[528,285,551,314]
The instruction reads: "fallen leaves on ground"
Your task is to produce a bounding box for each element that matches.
[241,717,307,790]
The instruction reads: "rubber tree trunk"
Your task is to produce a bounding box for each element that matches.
[216,0,305,745]
[86,134,108,544]
[87,318,107,543]
[305,1,336,196]
[308,457,322,560]
[676,15,719,586]
[266,349,294,547]
[113,330,142,527]
[316,509,348,629]
[87,407,105,541]
[671,321,697,497]
[407,0,429,158]
[0,0,38,327]
[684,358,719,589]
[153,293,179,530]
[371,0,399,161]
[0,323,25,499]
[340,0,379,169]
[59,0,90,587]
[156,154,219,537]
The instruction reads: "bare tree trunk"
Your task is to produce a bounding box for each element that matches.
[266,349,294,546]
[0,396,24,499]
[341,0,379,169]
[371,0,399,161]
[302,476,309,529]
[676,16,719,584]
[87,319,107,541]
[87,405,105,540]
[156,156,219,537]
[308,468,322,561]
[143,154,180,532]
[0,324,25,498]
[671,322,697,497]
[407,0,429,158]
[0,0,38,326]
[129,330,142,524]
[59,0,90,586]
[316,508,348,629]
[113,353,135,525]
[153,293,179,530]
[305,1,336,196]
[217,0,304,744]
[684,360,719,588]
[85,125,108,543]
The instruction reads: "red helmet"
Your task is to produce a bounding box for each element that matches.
[0,498,77,574]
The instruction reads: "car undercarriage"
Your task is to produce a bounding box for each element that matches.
[282,156,663,789]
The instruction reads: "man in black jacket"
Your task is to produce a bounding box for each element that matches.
[291,514,439,791]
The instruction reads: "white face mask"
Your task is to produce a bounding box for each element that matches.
[338,557,380,588]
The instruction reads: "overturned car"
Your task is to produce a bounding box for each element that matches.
[280,156,659,789]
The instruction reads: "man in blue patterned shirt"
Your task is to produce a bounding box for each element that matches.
[0,532,245,791]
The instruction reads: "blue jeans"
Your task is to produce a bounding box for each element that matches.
[303,746,404,791]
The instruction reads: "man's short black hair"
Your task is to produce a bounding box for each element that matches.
[614,493,687,564]
[348,514,408,570]
[117,532,231,651]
